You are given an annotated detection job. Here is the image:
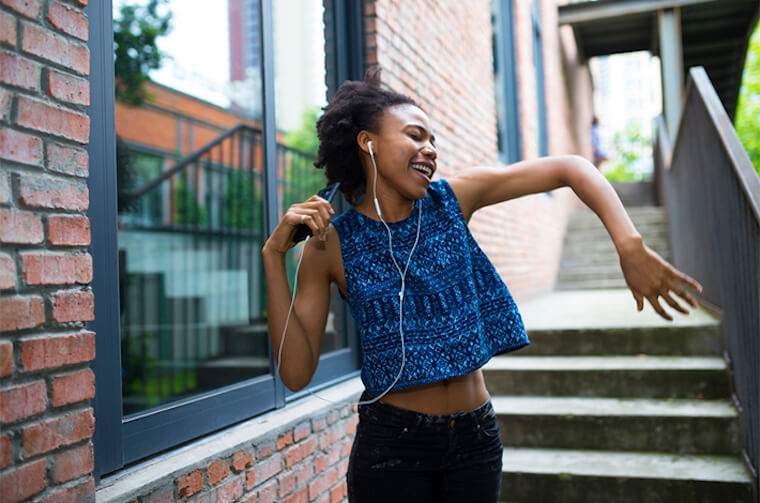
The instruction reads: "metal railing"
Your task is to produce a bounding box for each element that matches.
[116,125,324,415]
[654,66,760,496]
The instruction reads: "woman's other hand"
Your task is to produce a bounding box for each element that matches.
[619,240,704,321]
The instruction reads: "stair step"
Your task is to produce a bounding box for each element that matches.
[519,325,722,356]
[561,240,670,255]
[500,447,753,503]
[483,355,729,398]
[492,396,740,455]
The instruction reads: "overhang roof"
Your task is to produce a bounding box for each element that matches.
[558,0,759,119]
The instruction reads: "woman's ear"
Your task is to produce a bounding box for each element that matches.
[356,131,373,155]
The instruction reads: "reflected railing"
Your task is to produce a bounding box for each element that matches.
[118,125,325,415]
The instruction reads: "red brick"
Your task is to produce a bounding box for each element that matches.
[0,340,12,377]
[16,96,89,143]
[0,128,43,166]
[51,367,94,406]
[21,21,88,74]
[48,215,90,246]
[20,330,95,371]
[232,450,253,472]
[50,288,94,323]
[0,11,17,47]
[144,486,174,503]
[22,407,94,455]
[1,0,42,19]
[215,478,244,503]
[0,433,11,468]
[20,251,92,286]
[330,482,347,503]
[18,173,89,211]
[208,458,229,485]
[282,488,307,503]
[52,442,93,482]
[0,50,40,91]
[0,208,44,244]
[46,1,87,41]
[177,470,204,498]
[47,69,89,106]
[0,379,46,423]
[0,458,47,503]
[46,142,88,177]
[0,295,44,332]
[36,476,94,503]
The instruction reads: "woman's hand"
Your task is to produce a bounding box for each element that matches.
[619,239,704,321]
[262,195,335,255]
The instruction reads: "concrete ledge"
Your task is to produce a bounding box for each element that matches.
[95,377,364,502]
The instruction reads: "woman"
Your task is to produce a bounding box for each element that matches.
[261,68,703,502]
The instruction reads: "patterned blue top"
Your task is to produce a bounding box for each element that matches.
[331,178,530,398]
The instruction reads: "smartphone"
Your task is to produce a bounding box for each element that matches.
[291,181,342,245]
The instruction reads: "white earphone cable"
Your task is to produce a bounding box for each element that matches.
[276,142,423,408]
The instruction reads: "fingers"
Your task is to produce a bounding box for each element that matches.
[660,290,688,314]
[631,290,644,312]
[673,269,703,293]
[646,294,673,321]
[672,285,698,308]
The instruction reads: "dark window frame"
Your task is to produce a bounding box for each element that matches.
[492,0,522,164]
[88,0,365,480]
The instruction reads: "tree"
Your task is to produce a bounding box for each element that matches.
[113,0,172,106]
[735,21,760,177]
[602,120,652,183]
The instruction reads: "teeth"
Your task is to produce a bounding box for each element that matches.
[411,164,432,179]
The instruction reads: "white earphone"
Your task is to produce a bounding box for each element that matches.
[276,138,423,408]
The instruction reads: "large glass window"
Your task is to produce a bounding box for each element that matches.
[89,0,363,478]
[532,0,548,157]
[491,0,521,164]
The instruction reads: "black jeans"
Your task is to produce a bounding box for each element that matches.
[347,390,503,502]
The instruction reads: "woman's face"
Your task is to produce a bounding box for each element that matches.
[361,104,438,202]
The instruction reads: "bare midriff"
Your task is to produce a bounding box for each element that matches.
[376,368,491,416]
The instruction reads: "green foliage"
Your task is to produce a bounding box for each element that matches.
[602,121,651,183]
[223,169,263,231]
[735,21,760,177]
[283,106,322,156]
[113,0,172,106]
[173,177,207,225]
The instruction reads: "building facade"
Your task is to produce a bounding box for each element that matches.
[0,1,593,501]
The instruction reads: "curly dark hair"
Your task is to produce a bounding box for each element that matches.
[314,67,420,205]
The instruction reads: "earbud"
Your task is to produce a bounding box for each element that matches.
[367,141,383,217]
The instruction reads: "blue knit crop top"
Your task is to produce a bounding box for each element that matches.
[331,178,530,398]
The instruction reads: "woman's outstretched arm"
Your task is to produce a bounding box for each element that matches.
[448,154,703,320]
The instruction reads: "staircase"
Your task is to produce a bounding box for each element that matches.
[482,197,755,502]
[557,206,672,290]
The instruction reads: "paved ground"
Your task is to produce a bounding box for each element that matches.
[517,289,718,331]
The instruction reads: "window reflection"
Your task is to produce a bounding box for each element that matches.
[114,0,267,416]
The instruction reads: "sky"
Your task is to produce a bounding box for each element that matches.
[113,0,232,107]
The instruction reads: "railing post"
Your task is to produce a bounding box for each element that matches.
[657,7,684,143]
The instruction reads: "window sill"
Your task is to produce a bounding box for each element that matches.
[95,377,364,502]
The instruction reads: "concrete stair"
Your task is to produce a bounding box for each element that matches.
[557,206,672,290]
[485,289,754,502]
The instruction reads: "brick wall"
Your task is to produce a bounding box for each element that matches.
[0,1,95,502]
[366,0,593,303]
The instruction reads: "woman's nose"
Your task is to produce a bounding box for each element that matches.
[422,145,437,160]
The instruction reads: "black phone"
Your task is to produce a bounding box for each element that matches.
[291,181,342,245]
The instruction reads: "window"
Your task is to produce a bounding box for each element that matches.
[532,0,548,157]
[491,0,521,164]
[88,0,364,478]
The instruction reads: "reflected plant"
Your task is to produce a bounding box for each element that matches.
[114,0,172,106]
